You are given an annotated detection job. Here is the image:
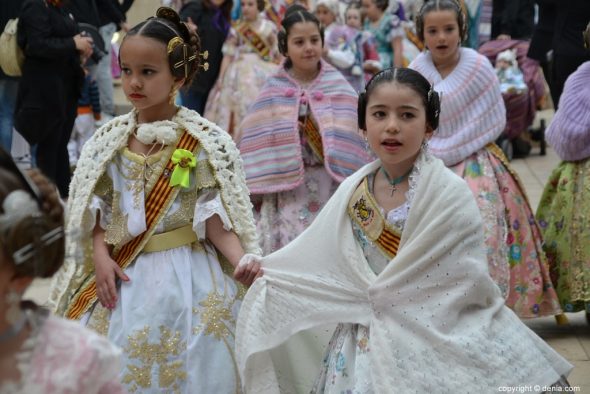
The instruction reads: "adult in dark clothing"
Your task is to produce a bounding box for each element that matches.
[180,0,232,114]
[14,0,93,197]
[526,0,555,86]
[0,0,22,152]
[548,0,590,108]
[491,0,535,40]
[94,0,135,117]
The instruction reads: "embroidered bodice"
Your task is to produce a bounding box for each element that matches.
[352,156,423,274]
[223,19,278,61]
[89,147,219,249]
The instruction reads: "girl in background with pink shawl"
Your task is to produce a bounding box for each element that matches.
[409,0,563,320]
[238,5,371,254]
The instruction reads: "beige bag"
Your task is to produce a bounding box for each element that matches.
[0,19,24,77]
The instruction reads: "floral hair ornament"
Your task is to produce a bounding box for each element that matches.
[170,149,196,188]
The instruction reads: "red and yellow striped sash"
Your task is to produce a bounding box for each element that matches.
[66,131,199,319]
[347,177,401,260]
[302,115,324,163]
[234,21,272,61]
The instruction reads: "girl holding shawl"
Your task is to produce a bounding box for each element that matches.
[48,7,262,393]
[235,67,573,393]
[238,5,371,254]
[536,59,590,323]
[204,0,280,138]
[409,0,563,320]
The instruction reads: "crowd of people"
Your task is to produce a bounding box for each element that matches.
[0,0,589,393]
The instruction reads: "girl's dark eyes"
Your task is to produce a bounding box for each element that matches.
[372,111,386,118]
[401,112,415,119]
[143,69,155,75]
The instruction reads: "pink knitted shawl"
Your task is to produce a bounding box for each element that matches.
[546,61,590,162]
[238,59,370,194]
[410,48,506,166]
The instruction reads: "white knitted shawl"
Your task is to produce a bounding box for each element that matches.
[48,107,261,315]
[236,156,572,393]
[410,48,506,166]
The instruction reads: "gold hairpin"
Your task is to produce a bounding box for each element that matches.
[167,36,184,54]
[201,50,209,60]
[172,43,198,78]
[200,62,209,71]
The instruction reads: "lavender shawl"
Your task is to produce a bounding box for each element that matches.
[546,61,590,161]
[410,48,506,166]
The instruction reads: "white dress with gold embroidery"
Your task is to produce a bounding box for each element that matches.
[82,147,242,394]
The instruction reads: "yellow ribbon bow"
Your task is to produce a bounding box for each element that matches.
[170,149,196,188]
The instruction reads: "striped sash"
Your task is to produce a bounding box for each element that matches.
[302,115,324,163]
[234,21,272,61]
[347,177,401,260]
[65,131,200,319]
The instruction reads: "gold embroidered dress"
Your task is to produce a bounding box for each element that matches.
[49,107,260,394]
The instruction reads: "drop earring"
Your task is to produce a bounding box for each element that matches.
[421,139,429,154]
[169,85,178,105]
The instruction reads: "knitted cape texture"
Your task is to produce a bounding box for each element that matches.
[546,61,590,161]
[238,59,371,194]
[236,155,572,393]
[48,107,260,316]
[410,48,506,166]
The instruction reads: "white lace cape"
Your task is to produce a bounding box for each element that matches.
[236,155,572,393]
[48,107,260,315]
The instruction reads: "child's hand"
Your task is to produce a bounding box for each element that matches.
[94,251,130,309]
[234,253,263,287]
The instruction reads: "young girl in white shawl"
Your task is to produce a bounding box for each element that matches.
[235,67,573,393]
[409,0,563,321]
[48,7,262,393]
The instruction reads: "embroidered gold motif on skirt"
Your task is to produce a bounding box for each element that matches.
[122,325,187,393]
[86,304,111,337]
[193,291,236,340]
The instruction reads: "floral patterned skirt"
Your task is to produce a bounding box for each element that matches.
[452,145,561,318]
[255,164,339,254]
[312,323,373,394]
[536,159,590,314]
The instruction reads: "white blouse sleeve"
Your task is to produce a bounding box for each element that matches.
[192,149,233,240]
[87,195,111,231]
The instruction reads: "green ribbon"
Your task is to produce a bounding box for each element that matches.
[170,148,196,188]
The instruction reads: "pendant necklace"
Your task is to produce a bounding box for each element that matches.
[380,166,413,197]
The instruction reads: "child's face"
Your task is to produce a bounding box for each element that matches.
[120,35,180,114]
[315,5,335,27]
[364,82,431,171]
[346,8,361,29]
[286,21,323,74]
[361,0,381,22]
[211,0,226,7]
[497,59,510,70]
[422,10,461,64]
[241,0,258,21]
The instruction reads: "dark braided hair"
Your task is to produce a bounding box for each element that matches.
[278,4,324,68]
[415,0,467,44]
[358,67,441,131]
[122,7,202,87]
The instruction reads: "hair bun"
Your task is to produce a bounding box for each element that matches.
[156,6,191,41]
